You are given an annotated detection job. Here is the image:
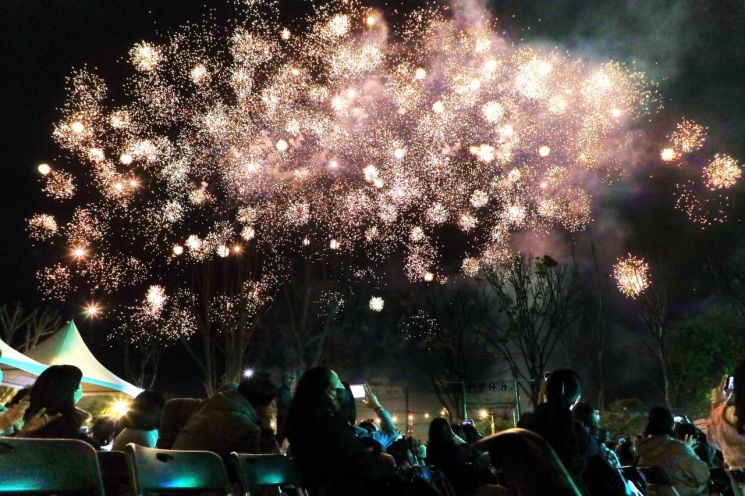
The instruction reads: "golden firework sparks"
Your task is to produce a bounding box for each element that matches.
[703,154,742,190]
[613,255,650,299]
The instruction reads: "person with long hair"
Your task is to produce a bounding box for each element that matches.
[112,390,165,450]
[519,369,600,494]
[709,361,745,471]
[284,367,402,496]
[21,365,89,440]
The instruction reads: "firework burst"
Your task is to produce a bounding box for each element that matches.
[703,154,742,190]
[32,0,719,330]
[613,254,650,299]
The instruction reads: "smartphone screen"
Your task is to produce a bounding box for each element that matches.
[728,376,735,391]
[350,384,366,399]
[673,415,684,423]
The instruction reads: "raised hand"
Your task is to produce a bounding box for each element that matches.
[362,384,383,411]
[20,407,63,435]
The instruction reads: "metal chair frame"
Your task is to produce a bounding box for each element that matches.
[126,444,233,496]
[0,436,105,495]
[229,453,308,496]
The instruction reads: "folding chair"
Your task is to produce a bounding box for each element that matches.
[126,444,232,495]
[98,450,132,496]
[637,466,681,496]
[229,453,308,496]
[475,428,582,496]
[621,465,646,494]
[0,436,105,495]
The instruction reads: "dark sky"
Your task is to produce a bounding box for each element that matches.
[1,0,744,397]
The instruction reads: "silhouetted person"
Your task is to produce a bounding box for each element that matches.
[275,371,293,444]
[112,390,165,450]
[284,367,403,496]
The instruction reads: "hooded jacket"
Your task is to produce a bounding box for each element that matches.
[171,389,259,457]
[636,434,709,496]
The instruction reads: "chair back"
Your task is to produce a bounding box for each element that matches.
[475,428,582,496]
[621,465,646,494]
[229,453,307,496]
[126,444,232,495]
[98,450,131,495]
[0,436,105,495]
[636,466,681,496]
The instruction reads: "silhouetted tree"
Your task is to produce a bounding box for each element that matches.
[406,283,493,421]
[482,254,582,407]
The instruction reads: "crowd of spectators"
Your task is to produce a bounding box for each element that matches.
[4,348,745,496]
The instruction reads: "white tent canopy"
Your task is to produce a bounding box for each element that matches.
[0,337,48,388]
[25,320,142,397]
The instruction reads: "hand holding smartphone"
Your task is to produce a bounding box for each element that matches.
[350,384,366,399]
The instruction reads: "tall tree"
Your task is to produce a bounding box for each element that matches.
[0,304,60,352]
[635,285,674,407]
[563,241,609,409]
[405,284,493,421]
[482,254,582,407]
[273,261,351,375]
[667,307,744,413]
[184,246,273,395]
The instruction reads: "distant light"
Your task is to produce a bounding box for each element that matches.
[538,145,551,157]
[120,153,133,165]
[369,296,384,312]
[424,413,430,419]
[70,121,85,134]
[243,368,255,378]
[232,244,243,254]
[366,14,377,27]
[329,239,340,250]
[280,28,291,40]
[84,303,101,318]
[660,147,676,162]
[172,244,184,256]
[37,163,51,176]
[302,237,311,246]
[113,400,129,417]
[275,139,289,152]
[479,409,488,419]
[414,68,427,80]
[72,246,88,259]
[391,415,399,423]
[424,272,434,282]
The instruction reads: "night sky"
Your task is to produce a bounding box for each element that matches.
[2,0,745,397]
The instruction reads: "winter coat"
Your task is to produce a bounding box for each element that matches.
[157,397,203,449]
[171,389,260,457]
[636,434,709,496]
[520,404,600,494]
